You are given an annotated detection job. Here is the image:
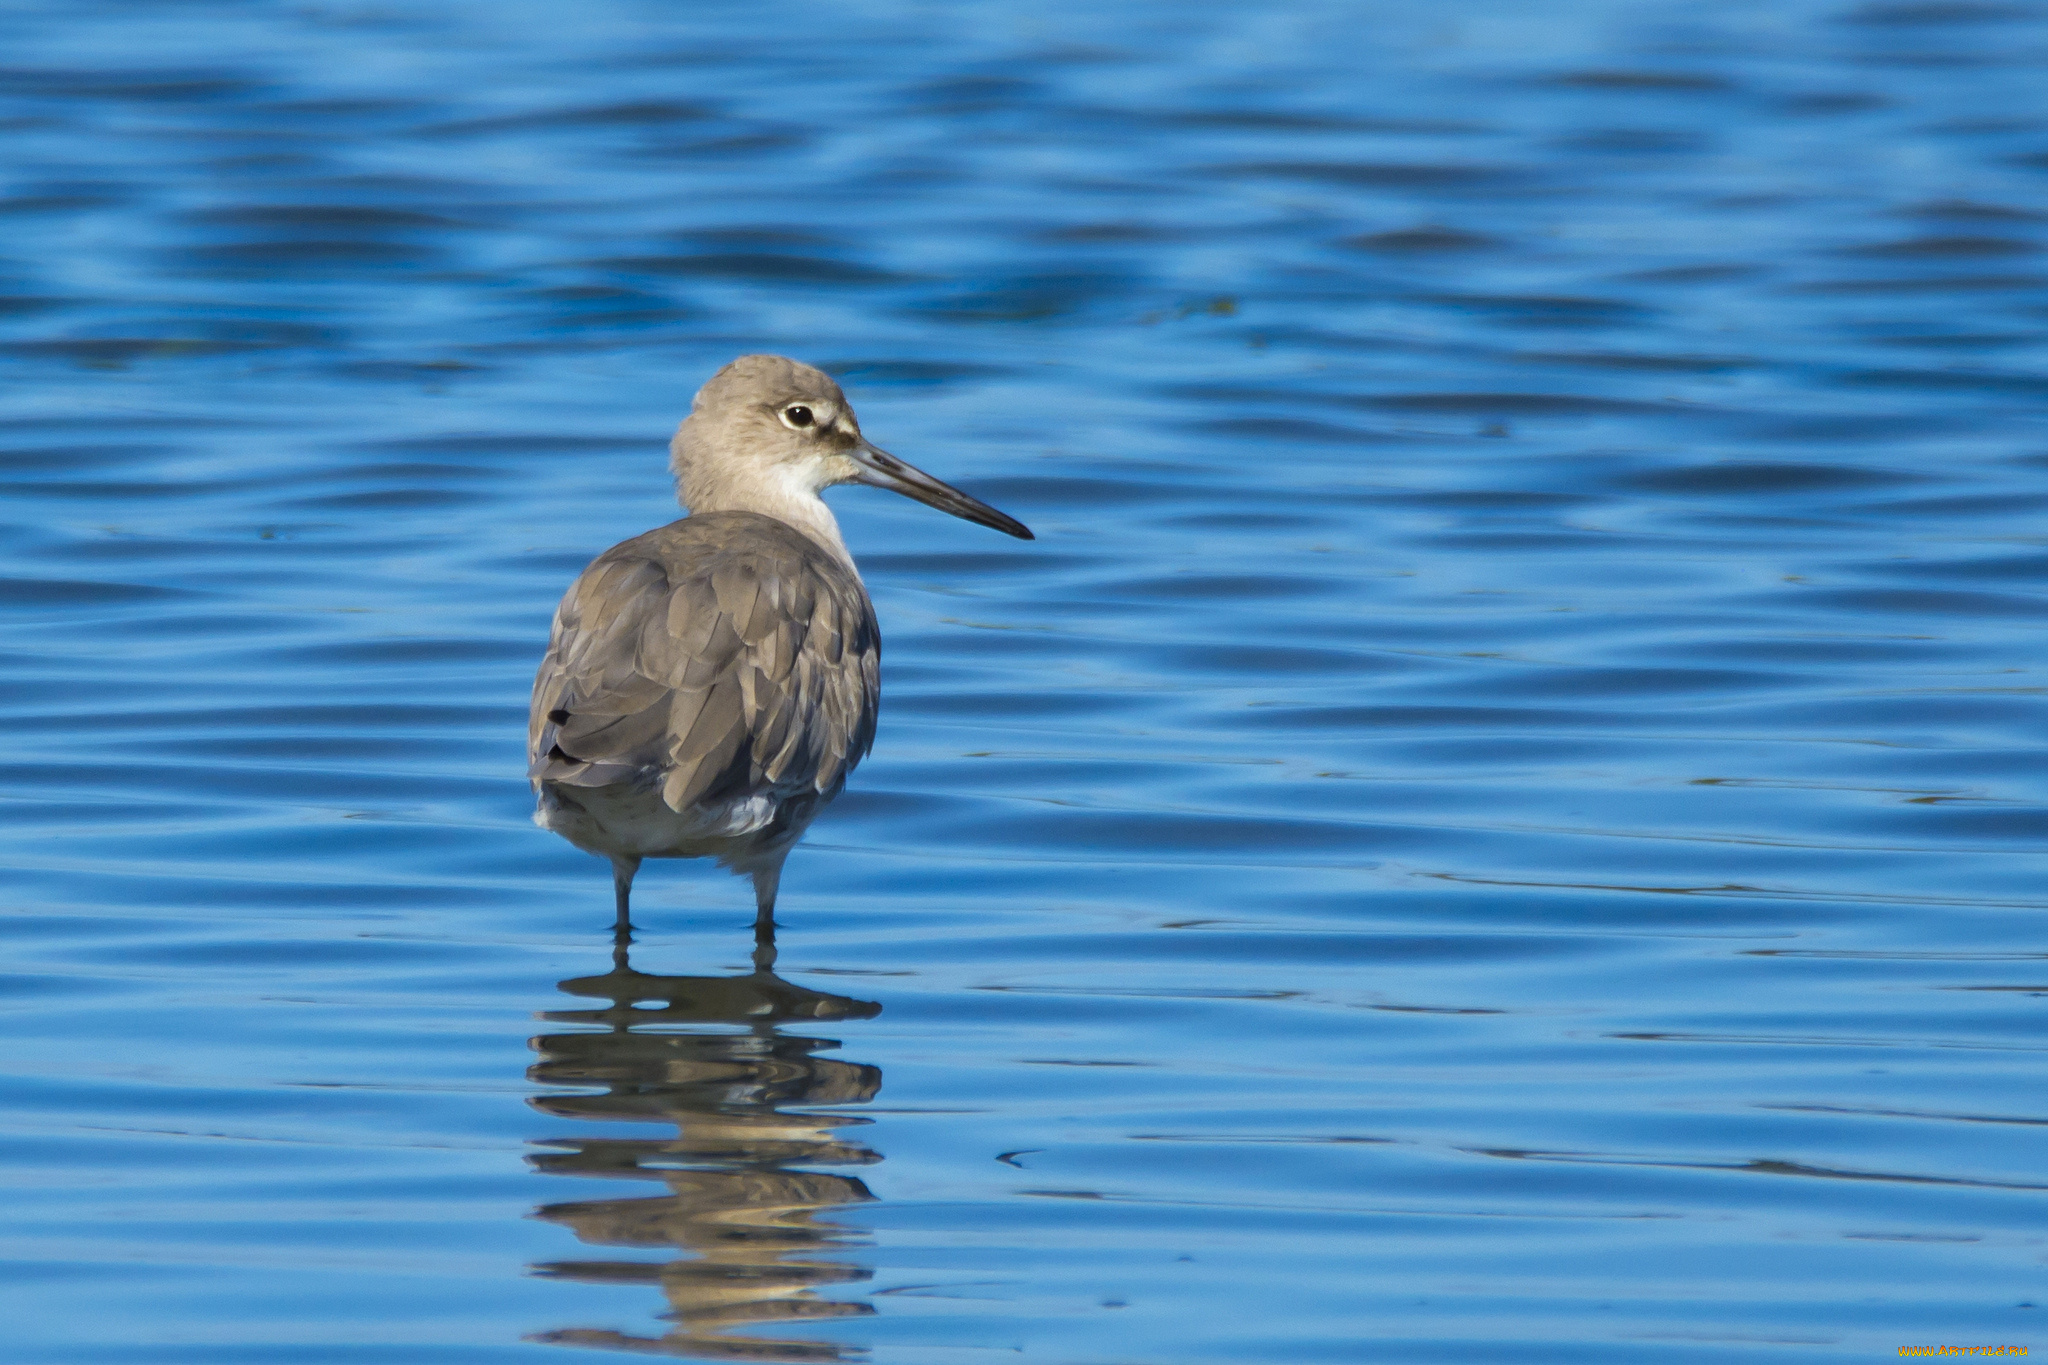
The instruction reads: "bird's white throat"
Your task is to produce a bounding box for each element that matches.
[674,459,853,566]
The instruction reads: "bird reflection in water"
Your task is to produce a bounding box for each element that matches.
[524,918,883,1361]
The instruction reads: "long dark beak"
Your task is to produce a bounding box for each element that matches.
[848,440,1033,540]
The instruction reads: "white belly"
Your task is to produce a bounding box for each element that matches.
[534,781,780,860]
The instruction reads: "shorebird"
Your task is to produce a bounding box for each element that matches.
[529,354,1032,934]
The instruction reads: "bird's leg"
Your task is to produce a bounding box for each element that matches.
[610,855,642,939]
[749,856,785,974]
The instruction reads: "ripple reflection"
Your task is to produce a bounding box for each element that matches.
[525,927,882,1361]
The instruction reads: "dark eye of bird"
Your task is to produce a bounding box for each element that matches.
[785,405,814,428]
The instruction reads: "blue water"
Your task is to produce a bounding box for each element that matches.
[5,1,2048,1360]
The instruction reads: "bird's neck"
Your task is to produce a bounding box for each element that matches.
[677,465,853,566]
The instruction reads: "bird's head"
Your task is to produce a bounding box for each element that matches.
[672,354,1032,541]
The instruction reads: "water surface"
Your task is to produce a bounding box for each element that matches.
[4,0,2048,1360]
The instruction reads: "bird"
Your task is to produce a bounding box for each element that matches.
[528,354,1032,939]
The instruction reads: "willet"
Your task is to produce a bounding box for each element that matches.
[529,354,1032,936]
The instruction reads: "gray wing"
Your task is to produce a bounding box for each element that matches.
[529,514,880,813]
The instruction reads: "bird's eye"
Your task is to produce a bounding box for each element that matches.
[783,405,814,429]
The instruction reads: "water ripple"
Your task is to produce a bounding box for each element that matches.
[4,0,2048,1361]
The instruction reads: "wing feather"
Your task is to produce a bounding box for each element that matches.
[528,512,880,815]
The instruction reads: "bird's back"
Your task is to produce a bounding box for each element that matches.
[529,512,880,834]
